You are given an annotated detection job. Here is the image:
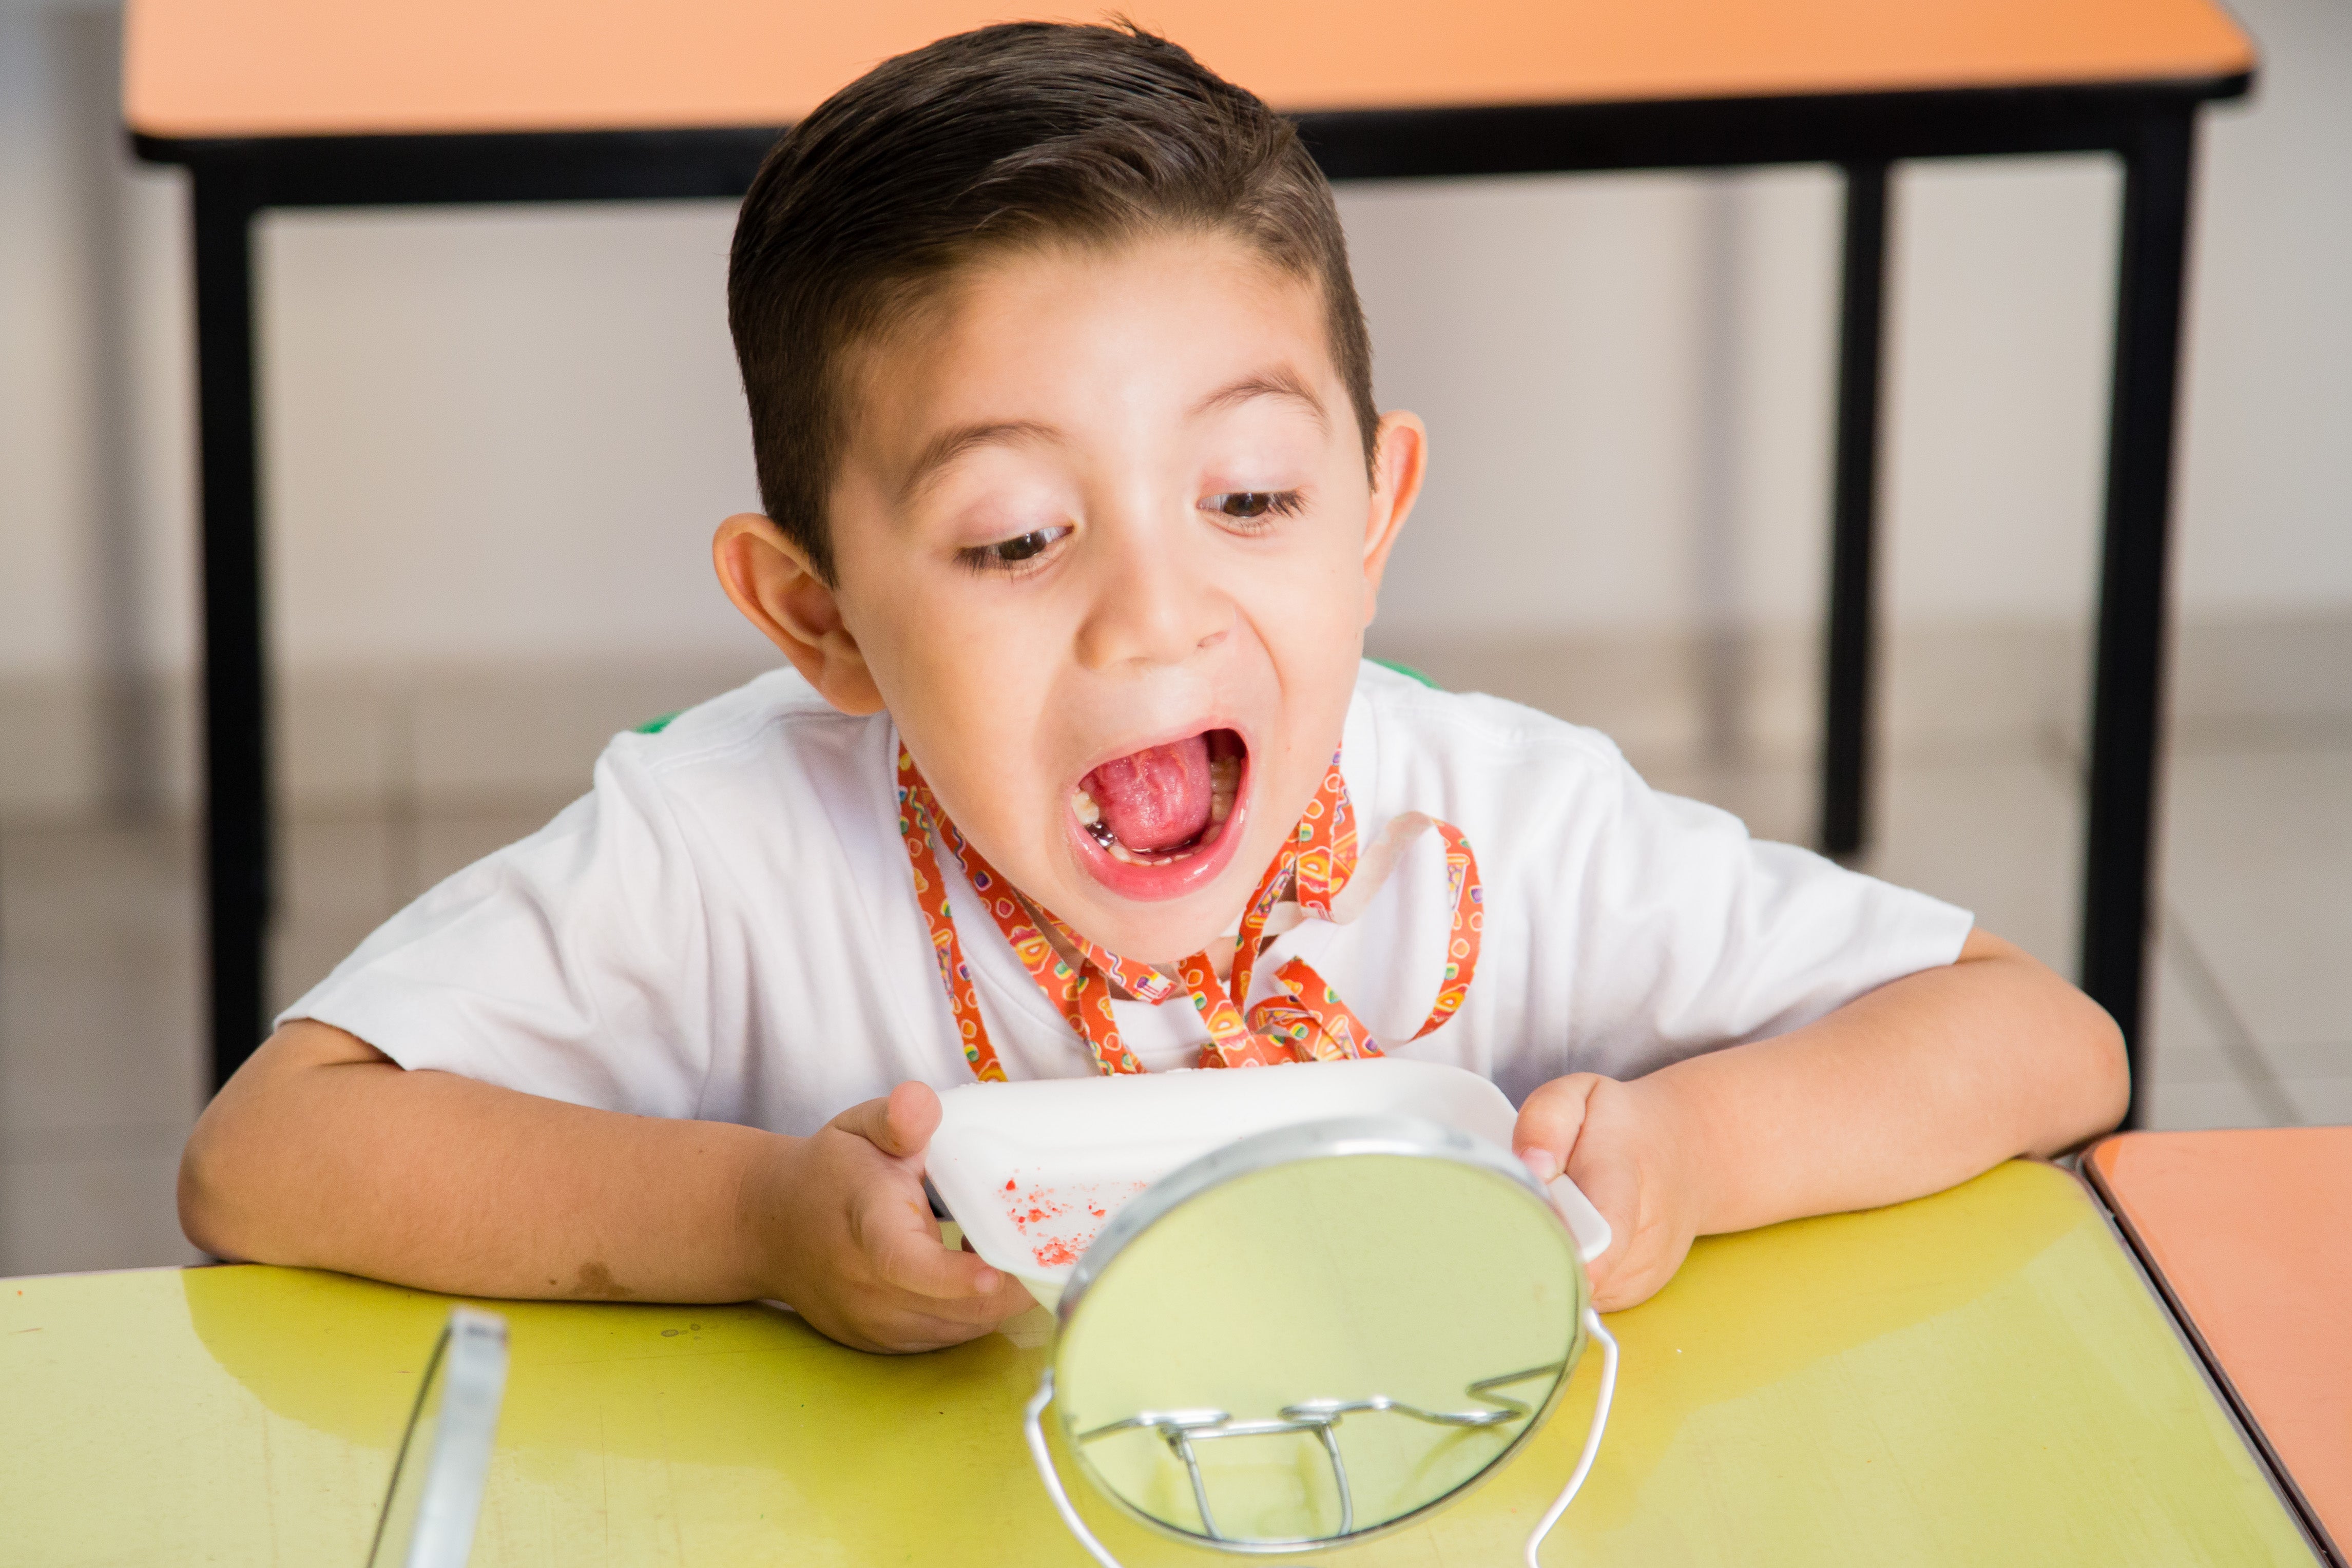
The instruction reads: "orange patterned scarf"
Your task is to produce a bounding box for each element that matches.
[894,744,1481,1079]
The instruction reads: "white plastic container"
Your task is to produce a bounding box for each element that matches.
[928,1058,1612,1309]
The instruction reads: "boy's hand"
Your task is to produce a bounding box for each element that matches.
[1512,1073,1702,1313]
[745,1081,1034,1353]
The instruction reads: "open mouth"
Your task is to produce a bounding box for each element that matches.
[1067,728,1250,899]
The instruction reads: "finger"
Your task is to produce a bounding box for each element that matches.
[908,1270,1038,1328]
[1589,1253,1679,1314]
[878,1080,942,1160]
[828,1080,941,1160]
[801,1302,992,1357]
[868,1299,1035,1354]
[1513,1074,1601,1184]
[1566,1146,1644,1303]
[1565,1116,1642,1230]
[871,1212,1011,1302]
[826,1093,894,1149]
[870,1320,992,1354]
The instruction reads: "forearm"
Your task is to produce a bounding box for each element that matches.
[1648,928,2128,1237]
[180,1020,784,1303]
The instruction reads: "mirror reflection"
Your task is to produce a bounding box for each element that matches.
[1053,1144,1585,1548]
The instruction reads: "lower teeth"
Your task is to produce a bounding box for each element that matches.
[1104,823,1220,866]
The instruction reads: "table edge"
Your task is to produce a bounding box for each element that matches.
[2,1261,215,1288]
[127,66,2253,160]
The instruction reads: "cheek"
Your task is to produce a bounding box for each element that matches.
[905,615,1027,744]
[1248,522,1372,653]
[890,597,1062,804]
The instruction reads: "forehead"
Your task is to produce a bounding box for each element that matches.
[840,230,1341,456]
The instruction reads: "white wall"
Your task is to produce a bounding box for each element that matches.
[1348,167,1842,641]
[2,0,2348,812]
[2174,0,2352,614]
[0,5,196,812]
[259,202,766,669]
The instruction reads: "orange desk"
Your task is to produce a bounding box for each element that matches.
[128,1,2252,134]
[126,1,2253,1109]
[2088,1129,2352,1565]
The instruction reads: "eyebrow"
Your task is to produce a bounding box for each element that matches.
[1191,367,1330,430]
[897,367,1329,500]
[900,419,1062,502]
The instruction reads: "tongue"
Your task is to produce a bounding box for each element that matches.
[1084,734,1212,853]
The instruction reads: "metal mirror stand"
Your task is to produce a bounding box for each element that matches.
[1027,1315,1618,1568]
[1023,1116,1622,1567]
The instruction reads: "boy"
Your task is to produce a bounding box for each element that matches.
[180,23,2125,1355]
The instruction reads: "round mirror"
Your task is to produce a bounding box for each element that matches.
[1034,1115,1591,1554]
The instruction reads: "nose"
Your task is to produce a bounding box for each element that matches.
[1072,506,1235,672]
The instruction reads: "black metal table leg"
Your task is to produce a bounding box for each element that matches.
[190,167,273,1090]
[2083,111,2198,1129]
[1821,160,1892,860]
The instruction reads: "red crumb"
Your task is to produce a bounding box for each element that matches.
[1000,1174,1151,1268]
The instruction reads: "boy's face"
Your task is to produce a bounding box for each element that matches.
[717,231,1423,963]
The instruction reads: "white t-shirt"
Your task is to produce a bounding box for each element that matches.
[283,662,1973,1133]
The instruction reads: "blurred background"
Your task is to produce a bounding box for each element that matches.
[2,0,2346,1276]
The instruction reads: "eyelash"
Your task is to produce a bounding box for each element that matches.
[956,526,1072,575]
[1205,491,1305,527]
[953,491,1303,575]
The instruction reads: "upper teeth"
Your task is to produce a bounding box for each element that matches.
[1209,757,1239,822]
[1072,788,1102,825]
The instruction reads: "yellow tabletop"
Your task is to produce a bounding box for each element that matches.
[2,1161,2316,1565]
[123,0,2255,142]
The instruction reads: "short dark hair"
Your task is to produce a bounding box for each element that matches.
[727,21,1377,584]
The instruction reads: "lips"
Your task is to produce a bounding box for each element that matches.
[1068,728,1250,901]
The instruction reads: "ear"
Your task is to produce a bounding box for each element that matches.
[711,514,885,715]
[1358,412,1427,625]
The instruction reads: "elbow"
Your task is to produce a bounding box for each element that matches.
[1962,930,2129,1152]
[178,1021,397,1267]
[176,1021,357,1262]
[178,1064,287,1263]
[2054,990,2131,1152]
[2088,1008,2131,1136]
[177,1112,245,1261]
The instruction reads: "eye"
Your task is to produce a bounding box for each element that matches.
[1204,491,1305,524]
[956,525,1071,574]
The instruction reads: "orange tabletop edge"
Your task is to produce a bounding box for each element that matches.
[124,0,2255,142]
[2087,1127,2352,1562]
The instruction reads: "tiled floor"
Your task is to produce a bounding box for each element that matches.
[1,728,2344,1279]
